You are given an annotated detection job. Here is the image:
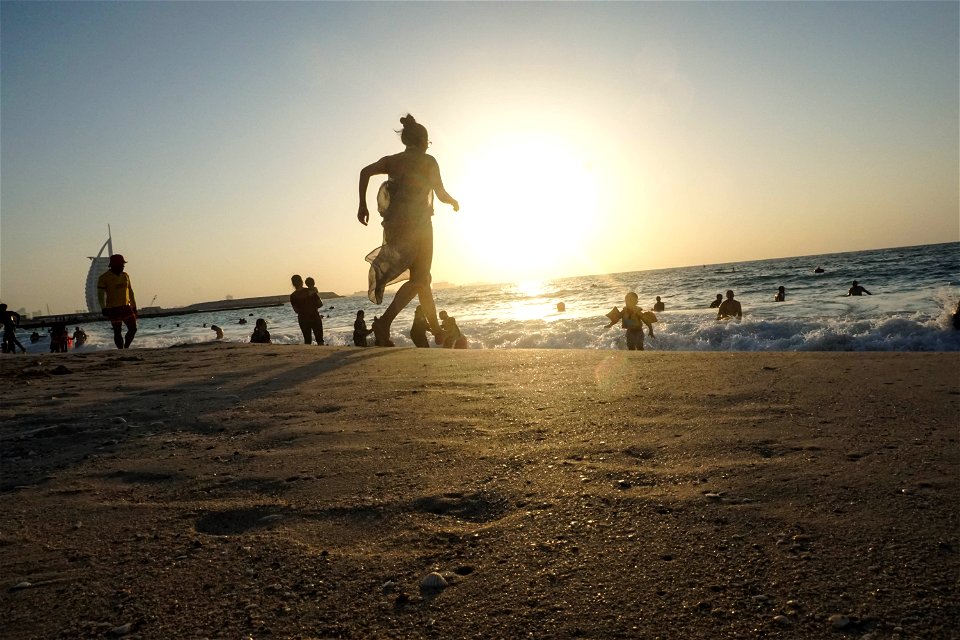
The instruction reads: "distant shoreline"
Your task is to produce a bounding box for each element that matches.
[19,292,341,329]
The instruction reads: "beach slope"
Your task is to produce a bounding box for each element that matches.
[1,345,957,638]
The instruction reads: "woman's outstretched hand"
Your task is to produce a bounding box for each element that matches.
[357,204,369,226]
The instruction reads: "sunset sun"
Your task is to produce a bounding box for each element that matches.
[453,134,602,283]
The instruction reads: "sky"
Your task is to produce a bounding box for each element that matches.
[1,1,957,315]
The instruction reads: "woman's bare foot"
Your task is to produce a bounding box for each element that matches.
[372,317,395,347]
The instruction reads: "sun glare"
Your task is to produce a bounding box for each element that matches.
[514,280,545,297]
[453,135,603,283]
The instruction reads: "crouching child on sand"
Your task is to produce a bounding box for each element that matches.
[250,318,271,344]
[606,292,655,351]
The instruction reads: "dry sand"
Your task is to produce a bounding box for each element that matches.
[1,344,957,639]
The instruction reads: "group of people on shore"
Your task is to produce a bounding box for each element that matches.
[351,306,466,348]
[3,251,133,354]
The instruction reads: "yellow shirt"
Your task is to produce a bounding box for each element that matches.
[97,270,136,309]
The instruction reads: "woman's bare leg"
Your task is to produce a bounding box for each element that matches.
[374,225,438,345]
[381,280,420,327]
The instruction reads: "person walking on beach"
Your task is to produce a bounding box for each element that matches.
[709,293,723,308]
[717,289,742,321]
[97,254,138,349]
[290,274,323,345]
[846,280,872,296]
[72,326,88,347]
[653,296,665,312]
[410,305,430,348]
[358,114,459,347]
[304,276,325,345]
[1,304,26,353]
[773,286,786,302]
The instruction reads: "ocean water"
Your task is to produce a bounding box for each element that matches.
[14,242,960,354]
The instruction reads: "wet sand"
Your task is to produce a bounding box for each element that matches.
[1,345,958,639]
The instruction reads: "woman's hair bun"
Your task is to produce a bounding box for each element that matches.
[400,114,416,127]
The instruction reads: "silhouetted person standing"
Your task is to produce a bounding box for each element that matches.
[653,296,665,312]
[304,276,325,345]
[290,274,323,344]
[97,254,138,349]
[774,286,786,302]
[709,294,723,308]
[0,304,26,353]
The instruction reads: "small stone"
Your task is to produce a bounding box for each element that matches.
[617,480,631,490]
[109,622,133,637]
[773,615,792,626]
[829,614,850,629]
[751,594,770,602]
[112,417,127,424]
[11,581,32,591]
[382,580,396,594]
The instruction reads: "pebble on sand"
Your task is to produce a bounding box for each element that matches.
[828,613,850,629]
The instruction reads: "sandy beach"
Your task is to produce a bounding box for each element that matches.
[1,344,957,639]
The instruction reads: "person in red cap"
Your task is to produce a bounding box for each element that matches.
[97,254,138,349]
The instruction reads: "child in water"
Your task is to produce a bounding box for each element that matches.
[606,292,655,351]
[410,306,430,348]
[438,310,466,348]
[250,318,271,344]
[353,310,374,347]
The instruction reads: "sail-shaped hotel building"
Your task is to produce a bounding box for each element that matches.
[84,227,113,313]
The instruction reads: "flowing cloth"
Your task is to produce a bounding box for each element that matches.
[366,178,434,304]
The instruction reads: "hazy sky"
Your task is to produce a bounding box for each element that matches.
[2,1,957,314]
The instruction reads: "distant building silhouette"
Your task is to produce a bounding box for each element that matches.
[85,226,114,313]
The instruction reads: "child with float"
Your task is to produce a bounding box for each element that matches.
[606,292,656,351]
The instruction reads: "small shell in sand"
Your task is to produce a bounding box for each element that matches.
[420,572,448,590]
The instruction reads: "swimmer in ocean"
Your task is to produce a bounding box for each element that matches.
[717,290,742,321]
[846,281,872,296]
[211,325,224,340]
